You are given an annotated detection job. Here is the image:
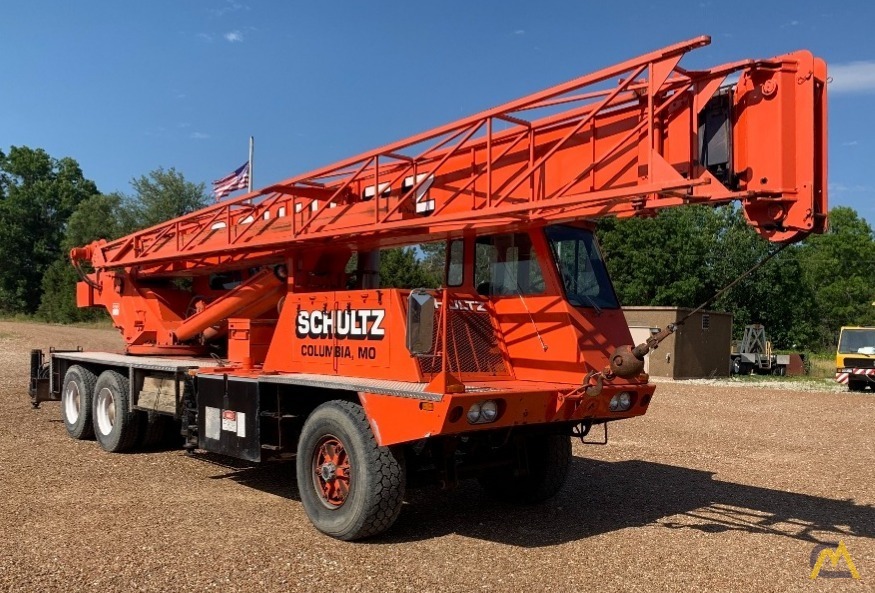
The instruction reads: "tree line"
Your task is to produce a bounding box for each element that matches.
[1,145,872,352]
[0,146,209,322]
[597,205,875,350]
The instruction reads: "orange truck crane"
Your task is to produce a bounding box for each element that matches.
[29,36,827,540]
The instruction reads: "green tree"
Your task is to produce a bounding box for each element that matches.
[418,241,446,284]
[797,206,875,346]
[0,146,98,313]
[705,207,819,349]
[380,248,439,289]
[597,205,724,308]
[120,167,208,233]
[64,192,125,249]
[38,165,208,323]
[598,204,822,350]
[38,193,125,322]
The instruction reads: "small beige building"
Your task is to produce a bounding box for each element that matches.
[623,306,733,379]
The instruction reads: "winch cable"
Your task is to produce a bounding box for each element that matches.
[676,241,792,328]
[636,240,793,357]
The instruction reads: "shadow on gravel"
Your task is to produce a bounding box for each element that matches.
[205,456,875,548]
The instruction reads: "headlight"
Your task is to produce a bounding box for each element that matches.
[480,400,499,422]
[466,400,500,424]
[609,391,633,412]
[467,402,482,423]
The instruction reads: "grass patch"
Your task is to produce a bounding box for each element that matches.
[0,314,114,330]
[807,353,836,379]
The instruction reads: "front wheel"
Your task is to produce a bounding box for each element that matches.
[296,400,405,541]
[479,433,572,503]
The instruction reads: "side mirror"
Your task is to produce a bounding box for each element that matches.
[406,290,435,355]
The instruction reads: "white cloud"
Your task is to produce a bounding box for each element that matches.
[842,140,859,147]
[197,32,213,42]
[829,60,875,94]
[190,132,211,140]
[829,182,872,193]
[211,1,249,17]
[224,30,244,42]
[513,29,525,35]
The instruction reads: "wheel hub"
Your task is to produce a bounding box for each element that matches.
[320,462,337,481]
[313,436,351,508]
[95,387,116,436]
[64,382,81,424]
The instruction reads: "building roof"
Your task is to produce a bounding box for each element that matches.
[622,305,731,317]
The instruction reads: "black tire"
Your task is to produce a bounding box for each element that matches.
[848,380,867,392]
[61,365,97,440]
[92,370,143,453]
[479,433,571,503]
[140,413,182,449]
[296,400,405,541]
[731,358,741,375]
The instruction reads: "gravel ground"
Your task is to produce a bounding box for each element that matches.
[0,320,873,593]
[651,375,848,393]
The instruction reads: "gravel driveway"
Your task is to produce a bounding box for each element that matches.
[1,321,872,592]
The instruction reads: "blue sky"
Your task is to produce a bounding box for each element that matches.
[2,1,874,222]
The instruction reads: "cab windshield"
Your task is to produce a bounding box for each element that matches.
[545,225,619,310]
[838,329,875,354]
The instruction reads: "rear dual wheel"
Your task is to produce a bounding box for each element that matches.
[61,365,97,440]
[92,370,142,452]
[62,367,181,451]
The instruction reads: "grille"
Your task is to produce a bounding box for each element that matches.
[417,303,509,377]
[842,358,875,369]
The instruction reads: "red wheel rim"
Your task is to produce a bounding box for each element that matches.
[312,435,351,508]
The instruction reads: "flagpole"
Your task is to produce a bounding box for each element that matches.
[248,136,254,192]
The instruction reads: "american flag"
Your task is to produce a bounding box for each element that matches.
[212,162,250,200]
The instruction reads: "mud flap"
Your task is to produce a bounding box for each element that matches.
[29,349,53,408]
[197,375,262,462]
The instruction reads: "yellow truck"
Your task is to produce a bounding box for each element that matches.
[835,327,875,391]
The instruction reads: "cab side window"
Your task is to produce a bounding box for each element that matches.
[474,233,545,296]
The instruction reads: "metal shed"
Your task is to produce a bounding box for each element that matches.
[623,306,733,379]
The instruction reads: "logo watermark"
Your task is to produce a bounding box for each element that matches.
[809,541,860,580]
